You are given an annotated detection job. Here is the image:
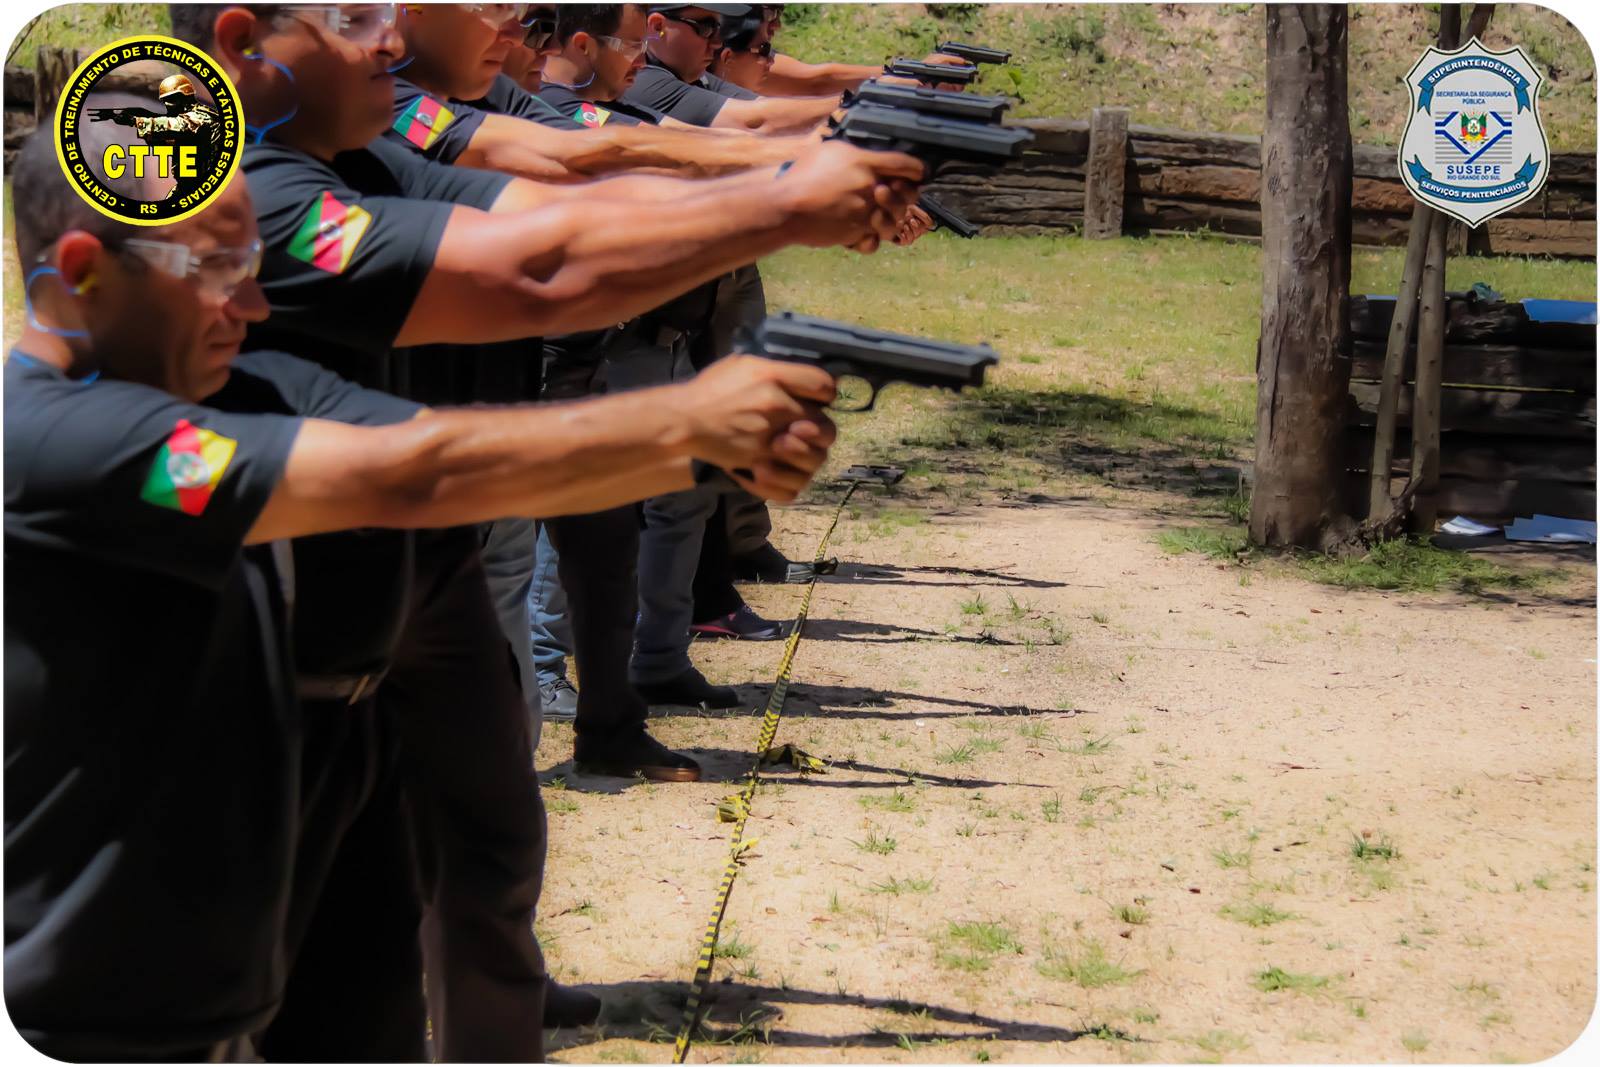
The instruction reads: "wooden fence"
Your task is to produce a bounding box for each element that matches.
[1343,294,1596,523]
[928,110,1598,258]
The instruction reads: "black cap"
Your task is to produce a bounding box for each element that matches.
[719,7,765,46]
[649,4,752,14]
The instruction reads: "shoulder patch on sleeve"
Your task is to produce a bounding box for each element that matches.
[575,102,611,127]
[286,190,373,275]
[394,94,458,149]
[140,419,237,516]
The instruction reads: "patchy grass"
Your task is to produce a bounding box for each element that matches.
[870,875,935,895]
[1254,966,1331,994]
[1350,833,1401,861]
[1221,900,1297,927]
[1302,541,1551,595]
[851,829,899,855]
[858,789,917,814]
[937,920,1023,972]
[1038,938,1141,988]
[1159,526,1251,560]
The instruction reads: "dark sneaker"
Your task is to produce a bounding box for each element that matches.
[574,731,702,782]
[539,678,579,721]
[633,667,743,710]
[733,542,835,584]
[543,979,603,1028]
[691,604,785,641]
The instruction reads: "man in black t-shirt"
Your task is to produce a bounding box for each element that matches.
[384,6,809,183]
[625,3,840,130]
[4,128,841,1060]
[171,3,918,1057]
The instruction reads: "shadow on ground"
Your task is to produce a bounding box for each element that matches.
[817,561,1077,589]
[839,384,1249,519]
[546,978,1122,1054]
[542,745,1049,793]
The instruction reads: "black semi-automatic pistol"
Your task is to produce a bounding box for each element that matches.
[741,311,998,411]
[938,41,1013,64]
[828,104,1031,168]
[918,193,981,238]
[846,80,1011,124]
[883,58,979,86]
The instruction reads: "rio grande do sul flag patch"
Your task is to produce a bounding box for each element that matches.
[575,102,611,128]
[140,418,236,516]
[394,94,457,150]
[287,190,372,275]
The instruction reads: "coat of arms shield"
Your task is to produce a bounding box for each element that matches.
[1397,37,1549,227]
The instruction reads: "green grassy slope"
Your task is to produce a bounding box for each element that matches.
[5,4,1592,150]
[779,3,1595,151]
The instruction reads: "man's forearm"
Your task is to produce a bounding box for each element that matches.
[251,385,702,542]
[466,114,803,182]
[403,169,812,344]
[713,94,841,134]
[543,122,807,176]
[763,54,881,96]
[491,165,778,213]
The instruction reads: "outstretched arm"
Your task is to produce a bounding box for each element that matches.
[459,112,812,181]
[709,93,841,134]
[394,141,923,346]
[246,357,839,542]
[761,54,883,96]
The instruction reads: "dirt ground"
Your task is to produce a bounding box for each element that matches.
[533,490,1596,1064]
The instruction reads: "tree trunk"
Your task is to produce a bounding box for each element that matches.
[1251,5,1354,549]
[1367,202,1432,518]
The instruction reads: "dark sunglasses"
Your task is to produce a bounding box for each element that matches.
[662,11,722,39]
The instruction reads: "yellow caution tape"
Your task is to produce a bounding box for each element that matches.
[671,482,859,1063]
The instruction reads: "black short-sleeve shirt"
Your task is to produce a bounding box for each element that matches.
[699,69,759,101]
[535,82,650,129]
[3,354,302,1058]
[621,55,732,125]
[476,73,577,127]
[243,138,512,392]
[209,351,423,677]
[385,77,489,164]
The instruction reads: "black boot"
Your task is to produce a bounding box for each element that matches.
[633,666,743,710]
[574,729,703,782]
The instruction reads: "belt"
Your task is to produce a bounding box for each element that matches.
[297,670,387,704]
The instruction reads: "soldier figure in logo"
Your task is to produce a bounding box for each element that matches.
[108,73,222,200]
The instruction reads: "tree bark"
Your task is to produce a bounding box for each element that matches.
[1408,212,1450,533]
[1251,5,1354,549]
[1367,202,1433,517]
[34,45,72,125]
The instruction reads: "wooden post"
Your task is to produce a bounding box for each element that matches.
[34,45,72,125]
[1251,5,1354,550]
[1083,106,1129,239]
[1409,212,1449,534]
[1367,202,1433,517]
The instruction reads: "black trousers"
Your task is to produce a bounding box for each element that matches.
[258,704,426,1063]
[263,528,547,1063]
[692,496,744,622]
[388,527,548,1062]
[544,505,652,752]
